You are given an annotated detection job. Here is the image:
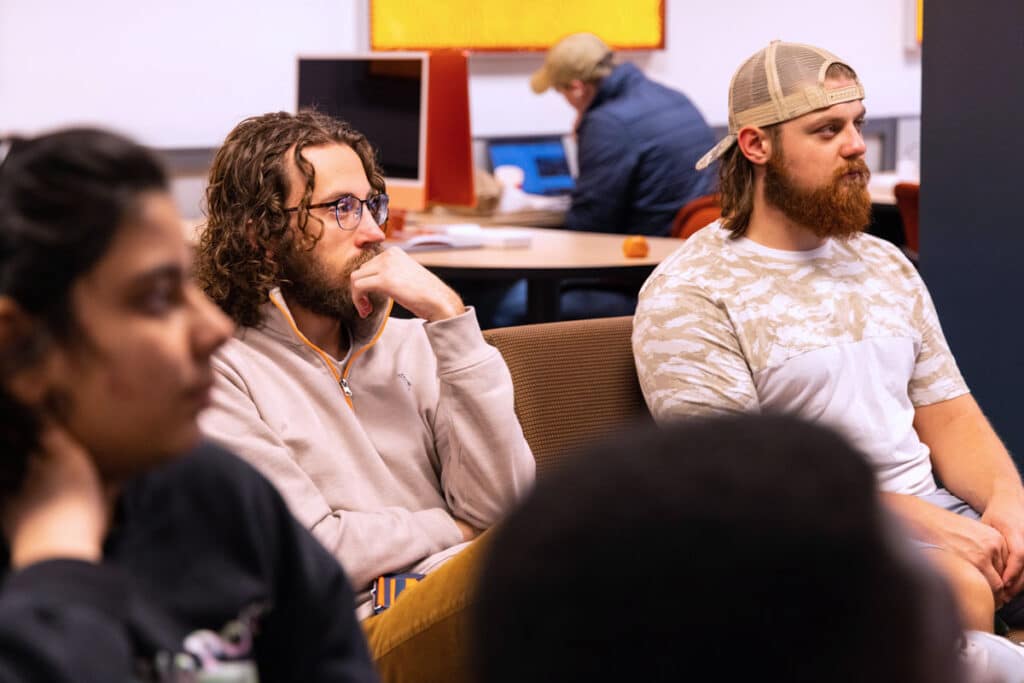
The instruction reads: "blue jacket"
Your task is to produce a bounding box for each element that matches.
[567,63,717,236]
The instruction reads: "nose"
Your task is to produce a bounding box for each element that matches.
[842,124,867,159]
[188,285,234,359]
[352,207,387,247]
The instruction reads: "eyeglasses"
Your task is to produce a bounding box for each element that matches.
[284,193,389,231]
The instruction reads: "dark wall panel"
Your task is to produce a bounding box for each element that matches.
[920,1,1024,462]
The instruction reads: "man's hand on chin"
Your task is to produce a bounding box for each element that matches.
[349,247,464,322]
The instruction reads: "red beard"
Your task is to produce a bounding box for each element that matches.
[764,153,872,241]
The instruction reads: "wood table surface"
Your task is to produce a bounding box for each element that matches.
[398,226,682,323]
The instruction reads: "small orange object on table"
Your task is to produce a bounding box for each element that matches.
[622,235,649,258]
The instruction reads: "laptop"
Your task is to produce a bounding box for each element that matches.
[486,135,575,197]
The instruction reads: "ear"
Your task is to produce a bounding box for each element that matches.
[736,126,774,166]
[565,79,586,96]
[0,297,58,406]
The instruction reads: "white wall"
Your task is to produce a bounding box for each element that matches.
[1,0,920,148]
[651,0,922,124]
[470,0,921,136]
[1,0,921,217]
[0,0,367,147]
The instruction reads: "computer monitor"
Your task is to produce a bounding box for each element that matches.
[297,54,429,210]
[486,136,575,196]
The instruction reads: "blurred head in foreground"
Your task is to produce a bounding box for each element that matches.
[473,414,964,683]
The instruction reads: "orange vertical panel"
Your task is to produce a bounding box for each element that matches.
[425,50,475,207]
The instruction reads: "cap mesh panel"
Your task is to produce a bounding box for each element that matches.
[731,52,769,117]
[776,44,827,97]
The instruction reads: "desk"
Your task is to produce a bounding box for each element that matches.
[402,227,681,323]
[407,207,567,228]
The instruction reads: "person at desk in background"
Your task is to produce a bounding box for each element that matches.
[193,111,535,683]
[632,40,1024,645]
[473,32,718,328]
[530,32,717,237]
[0,128,378,682]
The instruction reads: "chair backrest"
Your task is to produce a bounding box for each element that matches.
[670,193,722,239]
[483,316,651,478]
[893,182,920,256]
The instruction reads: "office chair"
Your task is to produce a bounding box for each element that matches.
[670,193,722,239]
[893,182,920,258]
[482,316,651,478]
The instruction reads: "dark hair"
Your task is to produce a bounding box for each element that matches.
[195,110,385,328]
[473,415,964,683]
[0,128,167,494]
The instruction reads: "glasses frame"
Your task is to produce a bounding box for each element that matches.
[284,193,389,232]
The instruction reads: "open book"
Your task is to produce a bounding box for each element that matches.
[392,224,533,252]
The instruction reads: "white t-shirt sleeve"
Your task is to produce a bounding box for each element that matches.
[633,276,759,422]
[906,265,969,407]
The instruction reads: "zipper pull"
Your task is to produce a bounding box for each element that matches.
[340,377,353,398]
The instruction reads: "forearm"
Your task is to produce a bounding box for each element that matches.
[916,396,1022,512]
[309,506,462,590]
[206,427,463,590]
[913,395,1024,594]
[428,313,535,527]
[202,381,463,590]
[881,491,951,542]
[230,444,464,590]
[435,368,535,528]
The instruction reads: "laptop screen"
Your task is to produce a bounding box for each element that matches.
[486,136,574,196]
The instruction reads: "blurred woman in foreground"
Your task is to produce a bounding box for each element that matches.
[0,129,378,683]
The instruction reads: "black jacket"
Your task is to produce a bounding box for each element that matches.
[0,443,379,683]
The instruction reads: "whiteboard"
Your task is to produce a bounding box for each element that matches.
[0,0,365,149]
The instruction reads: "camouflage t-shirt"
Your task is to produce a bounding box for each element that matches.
[632,222,968,495]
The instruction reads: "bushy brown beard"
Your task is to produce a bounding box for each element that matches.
[764,150,872,240]
[280,242,387,324]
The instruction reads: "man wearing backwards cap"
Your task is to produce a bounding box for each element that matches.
[530,32,716,237]
[633,41,1024,637]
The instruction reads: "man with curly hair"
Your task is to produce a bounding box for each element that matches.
[194,110,534,683]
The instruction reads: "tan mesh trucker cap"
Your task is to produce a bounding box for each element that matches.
[531,33,613,94]
[695,41,865,171]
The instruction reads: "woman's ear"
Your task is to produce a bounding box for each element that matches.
[0,297,56,406]
[737,126,774,166]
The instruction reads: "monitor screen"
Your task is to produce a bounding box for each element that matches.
[487,137,575,196]
[297,56,426,182]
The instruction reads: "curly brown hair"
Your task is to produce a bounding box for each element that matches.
[195,110,385,327]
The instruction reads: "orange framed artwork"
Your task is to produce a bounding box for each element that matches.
[908,0,923,47]
[370,0,665,51]
[915,0,923,43]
